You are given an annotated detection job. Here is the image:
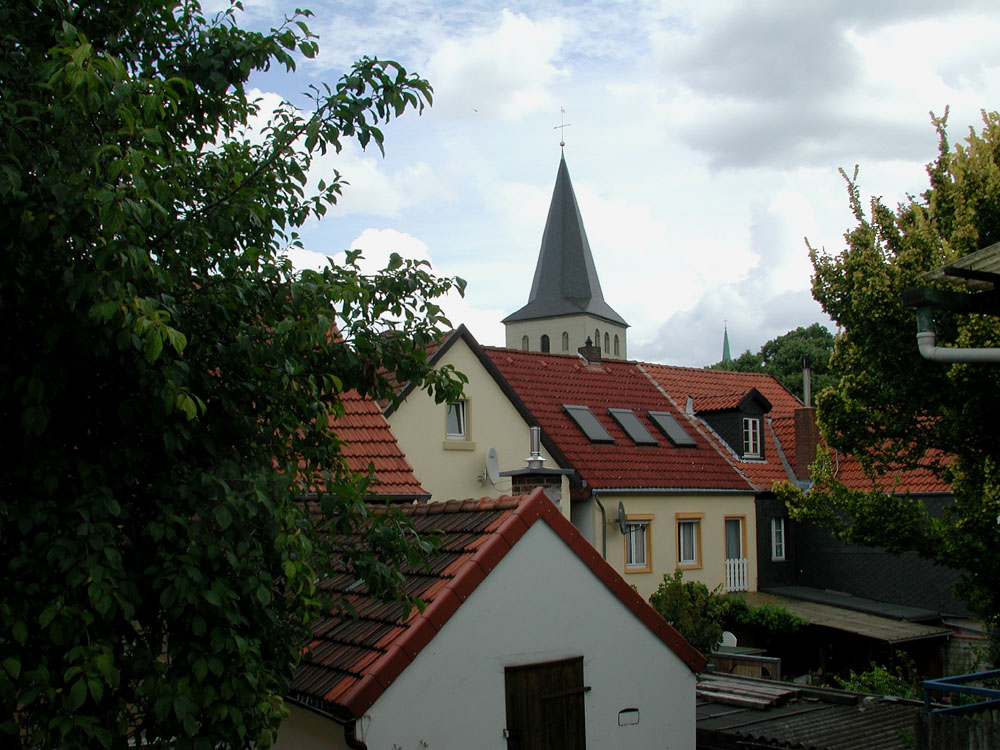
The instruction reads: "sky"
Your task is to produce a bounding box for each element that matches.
[229,0,1000,367]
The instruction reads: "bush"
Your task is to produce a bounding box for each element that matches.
[649,572,808,655]
[649,571,729,654]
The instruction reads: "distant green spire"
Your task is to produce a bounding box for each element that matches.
[722,322,732,364]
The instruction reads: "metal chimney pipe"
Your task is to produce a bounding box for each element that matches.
[526,426,546,470]
[802,356,812,407]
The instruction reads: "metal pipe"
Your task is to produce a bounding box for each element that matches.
[915,307,1000,363]
[593,491,607,559]
[344,720,368,750]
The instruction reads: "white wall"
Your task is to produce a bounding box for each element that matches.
[356,521,696,749]
[388,338,569,515]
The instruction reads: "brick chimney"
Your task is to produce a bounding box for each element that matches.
[500,426,573,508]
[793,407,820,481]
[578,337,601,364]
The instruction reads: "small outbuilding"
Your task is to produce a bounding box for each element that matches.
[274,488,704,749]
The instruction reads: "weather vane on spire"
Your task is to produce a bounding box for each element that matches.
[554,107,571,150]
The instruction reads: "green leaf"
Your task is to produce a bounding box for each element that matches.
[214,505,232,531]
[2,657,20,679]
[67,678,87,711]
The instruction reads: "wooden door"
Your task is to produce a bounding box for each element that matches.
[504,657,587,750]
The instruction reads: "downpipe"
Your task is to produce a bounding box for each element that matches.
[915,307,1000,363]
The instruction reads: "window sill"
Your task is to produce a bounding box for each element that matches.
[676,562,702,570]
[442,440,476,451]
[625,566,653,575]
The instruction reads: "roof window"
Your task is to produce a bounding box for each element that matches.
[608,408,657,445]
[563,405,614,443]
[648,411,697,447]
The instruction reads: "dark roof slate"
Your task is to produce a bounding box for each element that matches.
[502,155,627,327]
[290,490,704,719]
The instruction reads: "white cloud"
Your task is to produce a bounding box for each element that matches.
[425,10,569,121]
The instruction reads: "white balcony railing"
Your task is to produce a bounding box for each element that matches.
[725,558,748,592]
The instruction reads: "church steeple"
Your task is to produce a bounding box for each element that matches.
[503,155,628,359]
[722,322,732,364]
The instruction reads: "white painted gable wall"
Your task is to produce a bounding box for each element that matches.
[277,520,696,749]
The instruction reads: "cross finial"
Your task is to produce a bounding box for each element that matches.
[554,107,571,150]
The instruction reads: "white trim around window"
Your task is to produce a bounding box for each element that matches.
[742,417,761,458]
[771,517,786,561]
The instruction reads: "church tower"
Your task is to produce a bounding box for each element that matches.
[502,155,629,359]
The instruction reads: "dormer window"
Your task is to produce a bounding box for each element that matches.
[743,417,761,458]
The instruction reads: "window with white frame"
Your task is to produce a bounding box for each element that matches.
[625,520,650,571]
[446,400,467,440]
[771,517,786,561]
[677,518,700,566]
[742,417,761,458]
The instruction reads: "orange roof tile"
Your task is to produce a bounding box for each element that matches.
[289,490,704,719]
[330,390,426,499]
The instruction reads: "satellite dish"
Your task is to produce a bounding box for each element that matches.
[485,447,500,485]
[617,501,628,535]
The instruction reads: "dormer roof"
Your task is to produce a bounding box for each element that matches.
[502,156,628,327]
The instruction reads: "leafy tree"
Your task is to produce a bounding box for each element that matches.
[710,348,764,373]
[708,323,835,401]
[780,110,1000,628]
[0,1,464,748]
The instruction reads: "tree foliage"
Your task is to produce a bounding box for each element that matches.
[0,1,464,747]
[782,110,1000,625]
[709,323,836,401]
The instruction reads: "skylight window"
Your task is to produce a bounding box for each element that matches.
[608,408,657,445]
[648,411,697,447]
[563,405,614,443]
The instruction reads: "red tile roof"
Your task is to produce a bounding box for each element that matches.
[827,450,950,494]
[290,489,705,718]
[482,349,754,492]
[640,365,802,419]
[640,365,807,491]
[330,390,427,499]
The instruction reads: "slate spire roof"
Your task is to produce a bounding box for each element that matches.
[502,155,628,327]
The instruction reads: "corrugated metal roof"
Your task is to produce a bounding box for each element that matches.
[740,591,950,643]
[918,240,1000,291]
[697,674,921,750]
